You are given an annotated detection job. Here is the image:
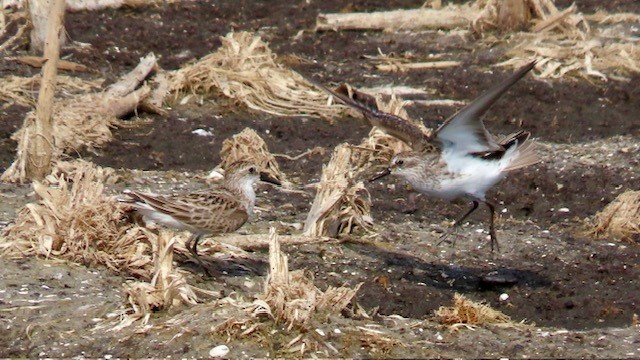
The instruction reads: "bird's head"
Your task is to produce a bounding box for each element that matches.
[224,161,281,187]
[370,151,429,183]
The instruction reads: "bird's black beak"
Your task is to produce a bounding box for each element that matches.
[259,171,281,186]
[369,168,391,182]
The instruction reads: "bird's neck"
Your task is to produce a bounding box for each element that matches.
[224,179,256,214]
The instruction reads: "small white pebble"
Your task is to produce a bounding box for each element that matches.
[557,207,570,213]
[499,293,509,302]
[333,329,342,334]
[191,128,213,137]
[315,328,326,337]
[209,345,230,358]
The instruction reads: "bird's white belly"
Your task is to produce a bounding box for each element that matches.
[137,207,202,234]
[413,165,504,201]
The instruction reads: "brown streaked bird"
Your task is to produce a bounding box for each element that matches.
[119,161,280,274]
[305,61,539,252]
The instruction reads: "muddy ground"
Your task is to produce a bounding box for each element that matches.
[1,0,640,358]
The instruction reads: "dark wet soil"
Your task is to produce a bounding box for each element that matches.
[1,0,640,358]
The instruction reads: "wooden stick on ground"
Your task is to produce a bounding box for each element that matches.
[316,7,474,31]
[25,0,65,181]
[376,60,462,72]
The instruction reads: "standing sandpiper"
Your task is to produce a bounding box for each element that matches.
[307,61,539,251]
[119,161,280,274]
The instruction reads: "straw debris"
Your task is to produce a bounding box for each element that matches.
[474,0,640,79]
[590,190,640,243]
[0,160,155,278]
[435,293,514,327]
[303,144,373,238]
[115,231,205,330]
[168,31,343,118]
[253,228,362,330]
[0,74,102,107]
[2,54,161,183]
[219,127,285,183]
[0,10,29,53]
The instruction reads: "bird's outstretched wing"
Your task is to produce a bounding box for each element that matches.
[434,61,537,156]
[301,73,431,151]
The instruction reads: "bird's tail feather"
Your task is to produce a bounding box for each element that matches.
[503,138,539,172]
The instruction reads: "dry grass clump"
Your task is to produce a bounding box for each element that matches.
[0,9,29,53]
[0,160,155,278]
[473,0,640,79]
[168,31,342,118]
[1,159,214,330]
[253,229,361,330]
[435,293,514,327]
[219,127,285,183]
[109,231,212,331]
[1,94,120,182]
[303,144,373,238]
[2,54,160,183]
[0,75,102,107]
[590,190,640,243]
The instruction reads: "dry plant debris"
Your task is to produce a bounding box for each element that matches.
[110,231,209,331]
[0,74,102,107]
[0,9,29,53]
[590,190,640,243]
[168,31,344,118]
[315,4,478,31]
[218,127,285,183]
[0,160,214,330]
[317,0,638,80]
[1,53,161,183]
[303,144,373,238]
[0,160,155,278]
[476,0,640,79]
[253,228,362,330]
[435,293,515,327]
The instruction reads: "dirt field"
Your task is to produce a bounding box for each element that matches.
[1,0,640,358]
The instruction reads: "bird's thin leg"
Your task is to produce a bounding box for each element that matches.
[484,200,500,253]
[185,234,212,276]
[438,200,479,247]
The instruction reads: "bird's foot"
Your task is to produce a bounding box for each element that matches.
[436,224,464,248]
[187,251,214,277]
[488,231,500,253]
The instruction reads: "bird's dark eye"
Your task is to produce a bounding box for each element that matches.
[396,159,404,166]
[248,167,256,174]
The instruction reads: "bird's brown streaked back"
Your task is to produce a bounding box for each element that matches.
[301,73,432,151]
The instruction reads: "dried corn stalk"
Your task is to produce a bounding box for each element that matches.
[168,31,342,118]
[591,190,640,242]
[219,127,285,183]
[435,293,514,327]
[0,160,155,279]
[114,231,204,330]
[0,9,29,53]
[303,144,373,238]
[473,0,640,79]
[254,228,361,329]
[1,54,160,183]
[0,74,101,107]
